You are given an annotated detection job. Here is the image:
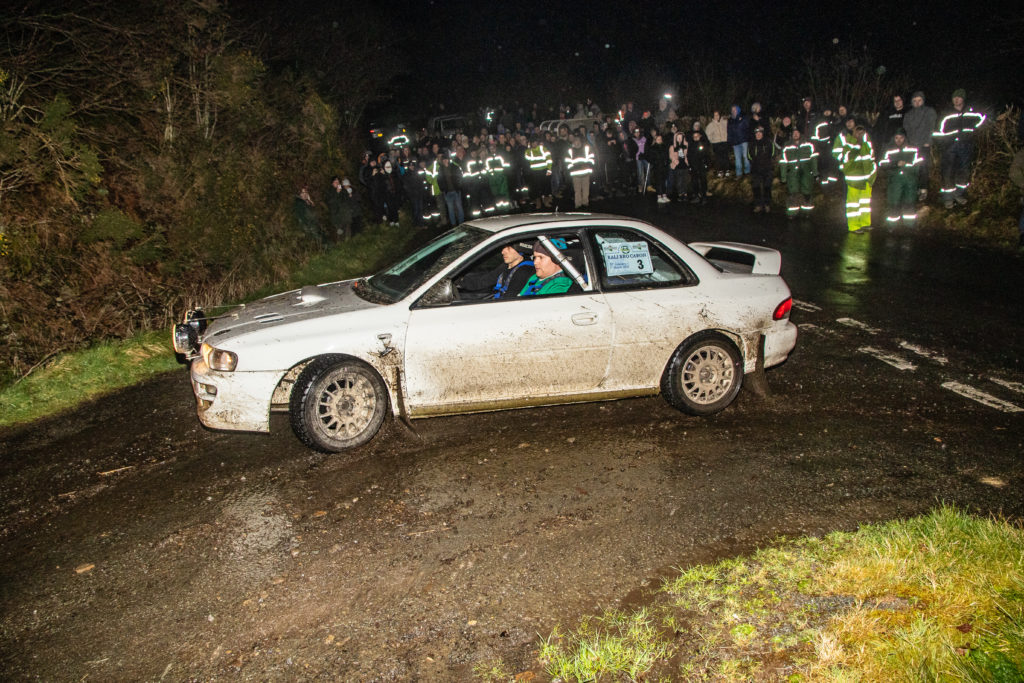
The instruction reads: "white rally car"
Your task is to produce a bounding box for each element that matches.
[172,214,797,452]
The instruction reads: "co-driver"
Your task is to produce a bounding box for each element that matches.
[517,240,580,296]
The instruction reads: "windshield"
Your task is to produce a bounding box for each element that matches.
[366,226,489,302]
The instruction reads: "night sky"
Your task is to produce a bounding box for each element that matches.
[258,0,1020,118]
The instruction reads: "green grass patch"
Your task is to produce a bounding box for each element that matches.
[538,609,672,682]
[251,219,424,298]
[0,329,179,429]
[504,505,1024,682]
[0,220,427,431]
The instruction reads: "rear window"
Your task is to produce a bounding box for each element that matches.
[589,229,694,290]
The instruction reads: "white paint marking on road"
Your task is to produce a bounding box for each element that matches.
[941,381,1024,413]
[792,299,822,312]
[990,377,1024,395]
[858,346,917,371]
[897,341,949,365]
[837,317,880,334]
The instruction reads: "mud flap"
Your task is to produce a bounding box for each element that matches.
[390,366,423,442]
[743,334,770,399]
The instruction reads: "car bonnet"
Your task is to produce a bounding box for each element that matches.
[200,280,378,344]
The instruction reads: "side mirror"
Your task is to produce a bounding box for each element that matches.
[415,278,455,308]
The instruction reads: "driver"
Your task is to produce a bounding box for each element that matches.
[460,241,535,299]
[518,240,577,296]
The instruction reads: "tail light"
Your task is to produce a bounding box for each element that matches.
[773,297,792,321]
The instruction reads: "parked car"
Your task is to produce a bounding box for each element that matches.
[368,122,411,151]
[172,214,797,452]
[537,117,600,134]
[426,114,469,139]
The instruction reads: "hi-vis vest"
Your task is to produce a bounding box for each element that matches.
[526,144,552,171]
[780,141,818,166]
[564,145,595,176]
[463,158,484,181]
[832,130,859,162]
[419,166,440,196]
[879,145,922,175]
[935,108,986,143]
[485,153,510,174]
[811,118,833,143]
[841,140,877,184]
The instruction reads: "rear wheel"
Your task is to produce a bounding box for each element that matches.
[661,332,743,416]
[289,356,388,452]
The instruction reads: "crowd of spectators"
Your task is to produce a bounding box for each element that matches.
[297,88,1009,242]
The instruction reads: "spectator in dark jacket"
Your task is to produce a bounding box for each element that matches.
[879,94,908,145]
[648,132,670,203]
[796,96,816,137]
[371,160,403,226]
[688,130,710,203]
[748,127,776,213]
[727,105,751,176]
[436,155,464,226]
[748,102,770,141]
[400,160,428,227]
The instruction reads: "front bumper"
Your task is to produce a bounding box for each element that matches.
[190,359,285,433]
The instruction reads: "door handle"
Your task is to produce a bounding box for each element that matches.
[571,312,598,326]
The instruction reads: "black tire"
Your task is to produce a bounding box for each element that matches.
[661,331,743,416]
[289,356,388,452]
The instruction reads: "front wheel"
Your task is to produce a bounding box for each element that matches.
[661,332,743,416]
[289,356,388,452]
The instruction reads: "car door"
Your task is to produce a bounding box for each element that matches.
[402,236,612,416]
[586,227,706,390]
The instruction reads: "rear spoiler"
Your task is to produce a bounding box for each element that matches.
[688,241,782,275]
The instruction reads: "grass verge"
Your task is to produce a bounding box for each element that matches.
[0,329,180,429]
[0,220,426,431]
[487,505,1024,681]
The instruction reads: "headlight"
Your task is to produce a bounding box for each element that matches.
[201,342,237,372]
[172,323,198,355]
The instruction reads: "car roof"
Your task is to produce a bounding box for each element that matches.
[463,212,646,234]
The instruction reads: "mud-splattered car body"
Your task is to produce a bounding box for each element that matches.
[173,214,797,451]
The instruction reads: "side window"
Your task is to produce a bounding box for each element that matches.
[589,229,691,290]
[453,248,508,300]
[449,232,591,302]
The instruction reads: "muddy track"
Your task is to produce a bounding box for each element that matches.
[2,203,1022,680]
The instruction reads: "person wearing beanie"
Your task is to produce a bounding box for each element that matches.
[518,240,577,296]
[903,91,937,201]
[879,128,923,227]
[935,88,986,208]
